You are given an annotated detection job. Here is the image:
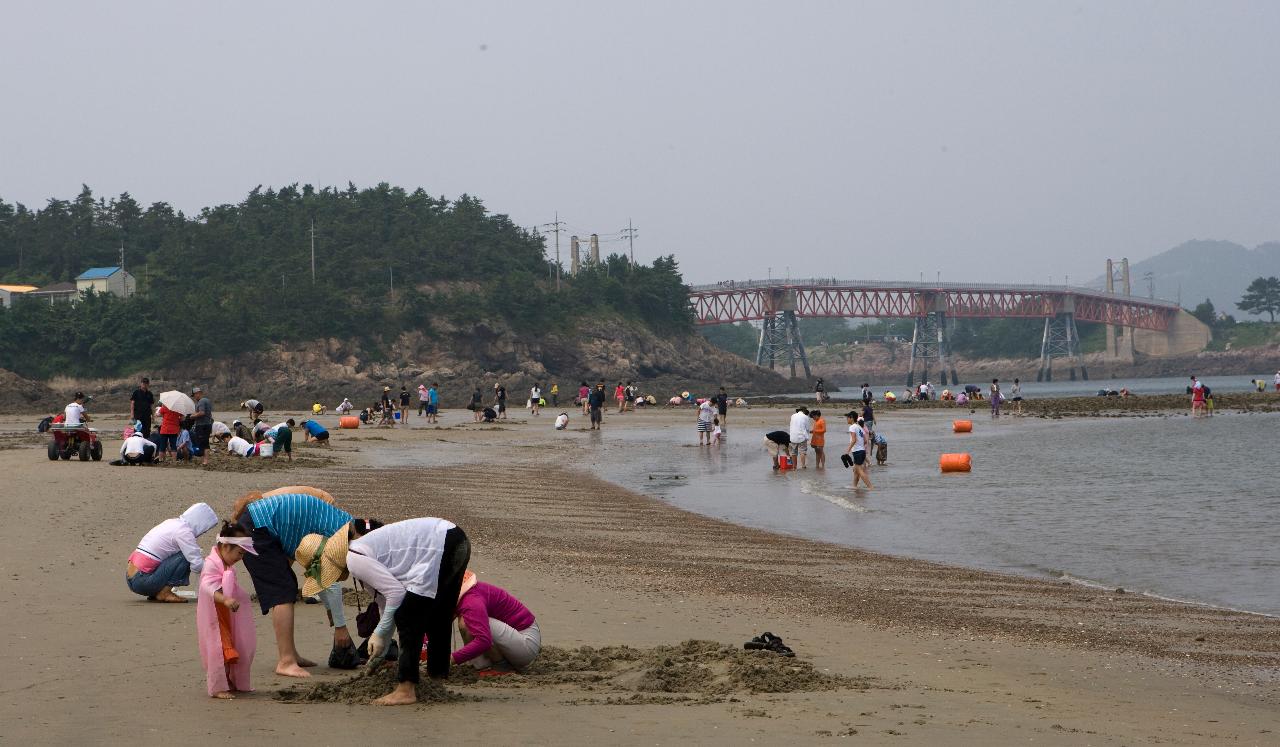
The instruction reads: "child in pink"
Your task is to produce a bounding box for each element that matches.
[197,524,258,698]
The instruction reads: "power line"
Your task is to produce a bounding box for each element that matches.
[540,212,565,290]
[620,219,638,265]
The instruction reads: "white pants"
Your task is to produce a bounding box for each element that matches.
[469,620,541,671]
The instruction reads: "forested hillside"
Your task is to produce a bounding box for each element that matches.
[0,185,692,378]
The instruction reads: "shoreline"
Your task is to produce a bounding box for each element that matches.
[1,410,1277,743]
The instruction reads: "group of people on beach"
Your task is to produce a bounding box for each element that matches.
[764,398,882,489]
[125,487,541,704]
[108,379,330,465]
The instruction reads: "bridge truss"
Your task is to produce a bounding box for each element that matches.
[689,280,1180,382]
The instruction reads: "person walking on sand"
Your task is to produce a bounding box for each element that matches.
[470,387,484,422]
[126,502,220,602]
[990,379,1002,419]
[810,410,827,468]
[196,522,257,698]
[1010,378,1023,415]
[398,386,411,426]
[844,412,873,490]
[530,383,543,416]
[588,381,606,430]
[579,381,590,416]
[615,382,626,414]
[697,399,715,445]
[302,517,470,705]
[788,407,812,469]
[1274,370,1279,392]
[228,489,366,677]
[417,385,429,417]
[129,376,155,438]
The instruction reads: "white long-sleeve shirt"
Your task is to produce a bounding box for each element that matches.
[121,434,152,457]
[345,517,456,637]
[789,411,812,443]
[129,503,218,574]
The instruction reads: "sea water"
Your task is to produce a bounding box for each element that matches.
[786,374,1272,399]
[602,410,1280,616]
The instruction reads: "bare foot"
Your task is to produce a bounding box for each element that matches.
[275,663,311,678]
[152,589,188,603]
[372,684,417,706]
[212,691,236,699]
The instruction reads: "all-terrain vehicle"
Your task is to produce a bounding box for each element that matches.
[46,422,103,461]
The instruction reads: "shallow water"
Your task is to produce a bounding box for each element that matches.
[598,410,1280,616]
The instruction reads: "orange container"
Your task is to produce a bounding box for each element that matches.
[778,455,793,470]
[339,416,360,429]
[952,420,973,433]
[940,453,972,472]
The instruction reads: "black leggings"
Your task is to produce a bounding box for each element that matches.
[393,527,471,682]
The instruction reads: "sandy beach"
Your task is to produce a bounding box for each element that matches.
[1,405,1277,746]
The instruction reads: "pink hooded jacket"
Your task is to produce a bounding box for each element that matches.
[196,547,255,696]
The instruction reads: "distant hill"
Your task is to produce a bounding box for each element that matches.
[1089,240,1280,318]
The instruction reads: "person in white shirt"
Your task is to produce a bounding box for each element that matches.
[844,412,874,490]
[788,407,813,468]
[530,384,542,416]
[211,420,232,443]
[554,412,569,430]
[296,517,471,706]
[120,433,157,464]
[336,397,354,414]
[227,435,256,457]
[64,392,89,426]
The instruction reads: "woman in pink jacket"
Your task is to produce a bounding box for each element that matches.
[453,573,540,672]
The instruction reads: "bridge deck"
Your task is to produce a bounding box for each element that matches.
[689,279,1179,331]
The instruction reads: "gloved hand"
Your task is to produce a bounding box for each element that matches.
[368,633,387,660]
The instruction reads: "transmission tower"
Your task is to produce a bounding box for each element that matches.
[541,212,566,290]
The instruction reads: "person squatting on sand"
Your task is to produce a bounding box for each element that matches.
[197,522,258,699]
[300,516,471,705]
[229,489,365,677]
[454,572,541,673]
[126,503,221,602]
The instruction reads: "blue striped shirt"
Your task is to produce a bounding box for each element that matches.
[247,494,351,554]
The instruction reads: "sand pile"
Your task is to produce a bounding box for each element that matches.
[274,640,867,706]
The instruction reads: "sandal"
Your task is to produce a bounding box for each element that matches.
[744,631,775,650]
[764,636,795,657]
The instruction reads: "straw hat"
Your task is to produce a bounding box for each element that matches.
[296,525,352,597]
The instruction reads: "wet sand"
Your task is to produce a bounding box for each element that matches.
[0,407,1277,745]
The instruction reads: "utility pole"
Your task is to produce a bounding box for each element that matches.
[541,212,566,290]
[309,221,317,284]
[620,219,639,265]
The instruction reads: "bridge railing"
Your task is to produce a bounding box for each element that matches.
[687,278,1181,310]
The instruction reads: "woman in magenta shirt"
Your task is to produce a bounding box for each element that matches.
[454,578,540,671]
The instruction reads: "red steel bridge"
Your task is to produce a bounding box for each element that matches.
[688,279,1183,384]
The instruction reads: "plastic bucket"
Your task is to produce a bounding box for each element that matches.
[952,420,973,433]
[339,416,360,429]
[939,453,972,472]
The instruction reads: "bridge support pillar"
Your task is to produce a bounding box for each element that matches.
[756,310,811,379]
[906,311,956,387]
[1036,312,1088,382]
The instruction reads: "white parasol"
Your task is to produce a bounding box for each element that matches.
[159,390,197,415]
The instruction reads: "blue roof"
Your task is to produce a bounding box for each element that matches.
[76,267,122,280]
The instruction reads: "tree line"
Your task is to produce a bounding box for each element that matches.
[0,184,693,379]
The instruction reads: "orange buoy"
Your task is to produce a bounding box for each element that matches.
[952,420,973,433]
[339,416,360,429]
[940,453,972,472]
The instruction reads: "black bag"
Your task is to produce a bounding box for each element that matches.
[354,582,381,639]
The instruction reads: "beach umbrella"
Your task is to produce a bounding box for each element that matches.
[159,390,197,415]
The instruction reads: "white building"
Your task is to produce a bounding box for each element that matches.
[75,267,136,298]
[0,284,38,308]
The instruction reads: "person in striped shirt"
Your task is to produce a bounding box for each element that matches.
[229,489,364,677]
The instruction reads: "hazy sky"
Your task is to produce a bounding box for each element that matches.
[2,1,1277,287]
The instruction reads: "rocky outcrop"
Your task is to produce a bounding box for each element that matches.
[10,317,789,413]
